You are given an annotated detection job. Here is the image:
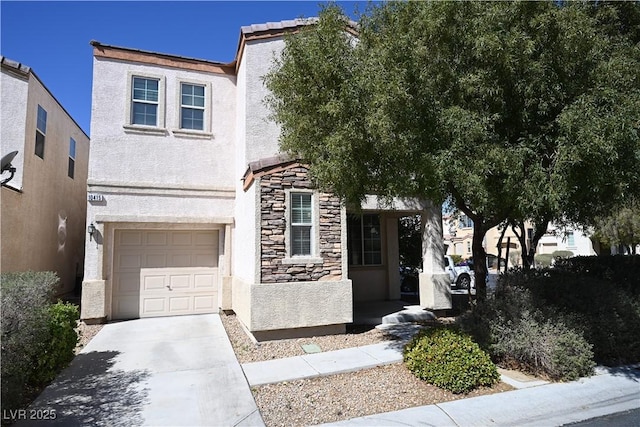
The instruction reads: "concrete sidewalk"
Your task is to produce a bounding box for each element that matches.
[318,366,640,426]
[242,335,639,427]
[241,330,545,389]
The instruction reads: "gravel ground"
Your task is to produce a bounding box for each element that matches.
[220,313,395,363]
[253,364,513,427]
[221,313,513,426]
[74,321,104,354]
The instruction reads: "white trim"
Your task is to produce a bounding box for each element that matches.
[282,257,323,265]
[94,215,234,224]
[175,78,212,133]
[285,188,320,260]
[171,129,213,139]
[125,72,166,129]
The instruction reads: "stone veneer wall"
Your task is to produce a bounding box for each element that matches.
[260,166,342,282]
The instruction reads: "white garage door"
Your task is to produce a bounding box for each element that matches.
[112,229,219,319]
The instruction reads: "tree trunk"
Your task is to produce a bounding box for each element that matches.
[511,222,531,269]
[472,220,488,301]
[496,224,507,273]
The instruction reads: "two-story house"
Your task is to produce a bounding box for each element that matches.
[82,20,450,340]
[1,57,90,295]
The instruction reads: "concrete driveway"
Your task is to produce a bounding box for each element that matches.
[23,314,264,426]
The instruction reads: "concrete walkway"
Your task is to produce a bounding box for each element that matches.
[242,335,640,427]
[319,366,640,426]
[22,315,263,427]
[242,326,545,389]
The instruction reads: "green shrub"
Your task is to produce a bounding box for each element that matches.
[1,272,58,409]
[500,267,640,365]
[1,272,79,412]
[31,301,79,384]
[554,255,640,293]
[534,253,553,268]
[490,311,594,381]
[404,327,499,394]
[551,250,574,259]
[461,263,640,377]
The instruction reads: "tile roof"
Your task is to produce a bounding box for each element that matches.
[89,41,232,67]
[240,18,319,36]
[0,56,31,75]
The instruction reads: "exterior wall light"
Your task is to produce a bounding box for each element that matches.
[88,223,96,242]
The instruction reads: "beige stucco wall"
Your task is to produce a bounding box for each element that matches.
[1,66,89,294]
[233,279,353,333]
[242,38,286,165]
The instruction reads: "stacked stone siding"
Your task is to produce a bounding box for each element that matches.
[260,165,342,283]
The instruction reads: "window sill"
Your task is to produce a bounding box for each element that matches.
[123,124,168,136]
[172,129,213,139]
[282,257,323,265]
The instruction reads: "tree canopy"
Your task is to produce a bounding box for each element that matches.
[594,198,640,254]
[265,1,640,299]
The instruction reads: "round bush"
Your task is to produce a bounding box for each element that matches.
[404,327,500,394]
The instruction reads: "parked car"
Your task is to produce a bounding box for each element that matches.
[445,255,473,290]
[400,255,474,293]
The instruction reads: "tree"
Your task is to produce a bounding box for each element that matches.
[265,2,640,300]
[594,199,640,254]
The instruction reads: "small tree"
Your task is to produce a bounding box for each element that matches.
[594,199,640,254]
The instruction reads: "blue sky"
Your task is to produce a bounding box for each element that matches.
[1,1,369,135]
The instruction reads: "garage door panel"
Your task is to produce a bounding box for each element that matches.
[114,295,140,319]
[194,295,215,310]
[118,253,142,269]
[138,267,218,317]
[141,275,167,291]
[194,273,215,289]
[119,231,143,246]
[171,232,193,246]
[194,231,217,246]
[116,272,141,293]
[193,253,216,267]
[169,254,192,267]
[113,230,219,320]
[168,297,190,312]
[169,274,190,289]
[145,253,167,268]
[142,298,167,315]
[145,231,168,246]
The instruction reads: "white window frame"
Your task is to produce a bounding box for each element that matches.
[35,105,47,159]
[68,137,76,179]
[124,72,166,134]
[173,79,212,138]
[283,189,322,264]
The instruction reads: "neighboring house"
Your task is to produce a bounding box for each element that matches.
[444,213,596,269]
[443,213,474,260]
[82,20,450,340]
[1,57,90,295]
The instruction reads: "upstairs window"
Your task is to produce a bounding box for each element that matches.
[348,213,382,265]
[567,231,575,247]
[131,77,159,126]
[459,214,473,229]
[290,193,313,256]
[35,105,47,158]
[180,83,205,130]
[68,137,76,178]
